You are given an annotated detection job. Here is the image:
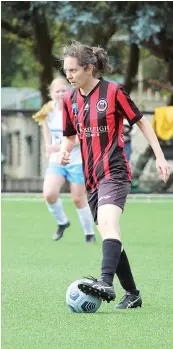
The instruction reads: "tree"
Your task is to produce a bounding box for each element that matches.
[1,1,123,102]
[115,2,173,101]
[2,1,172,103]
[1,33,40,88]
[1,36,19,87]
[1,1,67,104]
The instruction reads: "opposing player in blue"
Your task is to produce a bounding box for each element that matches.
[33,77,95,243]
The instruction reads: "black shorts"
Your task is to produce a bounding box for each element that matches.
[87,178,131,224]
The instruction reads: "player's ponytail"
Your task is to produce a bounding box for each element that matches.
[92,47,112,75]
[63,41,112,77]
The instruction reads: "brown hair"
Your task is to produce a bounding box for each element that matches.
[63,41,112,77]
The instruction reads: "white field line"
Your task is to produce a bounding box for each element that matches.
[1,193,173,204]
[2,193,173,198]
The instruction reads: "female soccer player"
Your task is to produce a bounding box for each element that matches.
[58,42,170,309]
[32,77,95,243]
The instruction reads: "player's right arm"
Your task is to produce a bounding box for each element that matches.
[43,122,52,158]
[58,96,77,165]
[42,122,60,157]
[43,122,51,147]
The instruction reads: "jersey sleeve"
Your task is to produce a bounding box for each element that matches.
[116,86,143,126]
[63,98,77,137]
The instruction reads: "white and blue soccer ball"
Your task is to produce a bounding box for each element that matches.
[66,280,102,313]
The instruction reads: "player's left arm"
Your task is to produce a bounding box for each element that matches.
[58,135,76,165]
[117,85,170,183]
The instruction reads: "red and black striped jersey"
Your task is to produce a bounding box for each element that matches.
[63,79,143,192]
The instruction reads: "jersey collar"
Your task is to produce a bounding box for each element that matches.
[79,78,103,98]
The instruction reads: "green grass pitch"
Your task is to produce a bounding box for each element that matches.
[2,196,173,349]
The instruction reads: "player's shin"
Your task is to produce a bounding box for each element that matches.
[101,239,122,286]
[116,249,138,294]
[76,206,95,238]
[46,198,68,225]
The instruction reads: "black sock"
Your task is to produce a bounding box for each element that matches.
[116,249,138,294]
[101,239,122,286]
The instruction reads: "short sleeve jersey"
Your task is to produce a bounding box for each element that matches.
[63,79,143,191]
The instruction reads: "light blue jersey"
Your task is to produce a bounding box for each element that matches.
[46,101,82,165]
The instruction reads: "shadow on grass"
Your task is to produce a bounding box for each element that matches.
[68,305,172,316]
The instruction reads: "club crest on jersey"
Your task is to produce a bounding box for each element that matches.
[96,99,108,112]
[72,103,78,116]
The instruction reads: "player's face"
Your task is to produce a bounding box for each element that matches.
[51,82,67,102]
[64,56,91,89]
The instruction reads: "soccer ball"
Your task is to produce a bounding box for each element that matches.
[66,280,102,313]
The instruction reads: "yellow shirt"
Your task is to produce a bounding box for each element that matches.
[152,106,173,141]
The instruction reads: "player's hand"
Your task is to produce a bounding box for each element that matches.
[156,157,170,183]
[58,151,70,165]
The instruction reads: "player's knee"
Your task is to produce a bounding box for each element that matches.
[72,195,84,208]
[43,190,57,204]
[98,220,120,240]
[98,217,118,232]
[97,214,120,239]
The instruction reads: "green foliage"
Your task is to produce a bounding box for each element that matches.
[130,4,173,44]
[2,1,173,92]
[55,1,116,44]
[143,54,168,82]
[1,35,19,86]
[1,32,39,88]
[114,2,173,47]
[56,2,100,34]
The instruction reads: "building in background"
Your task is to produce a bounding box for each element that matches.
[1,86,171,192]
